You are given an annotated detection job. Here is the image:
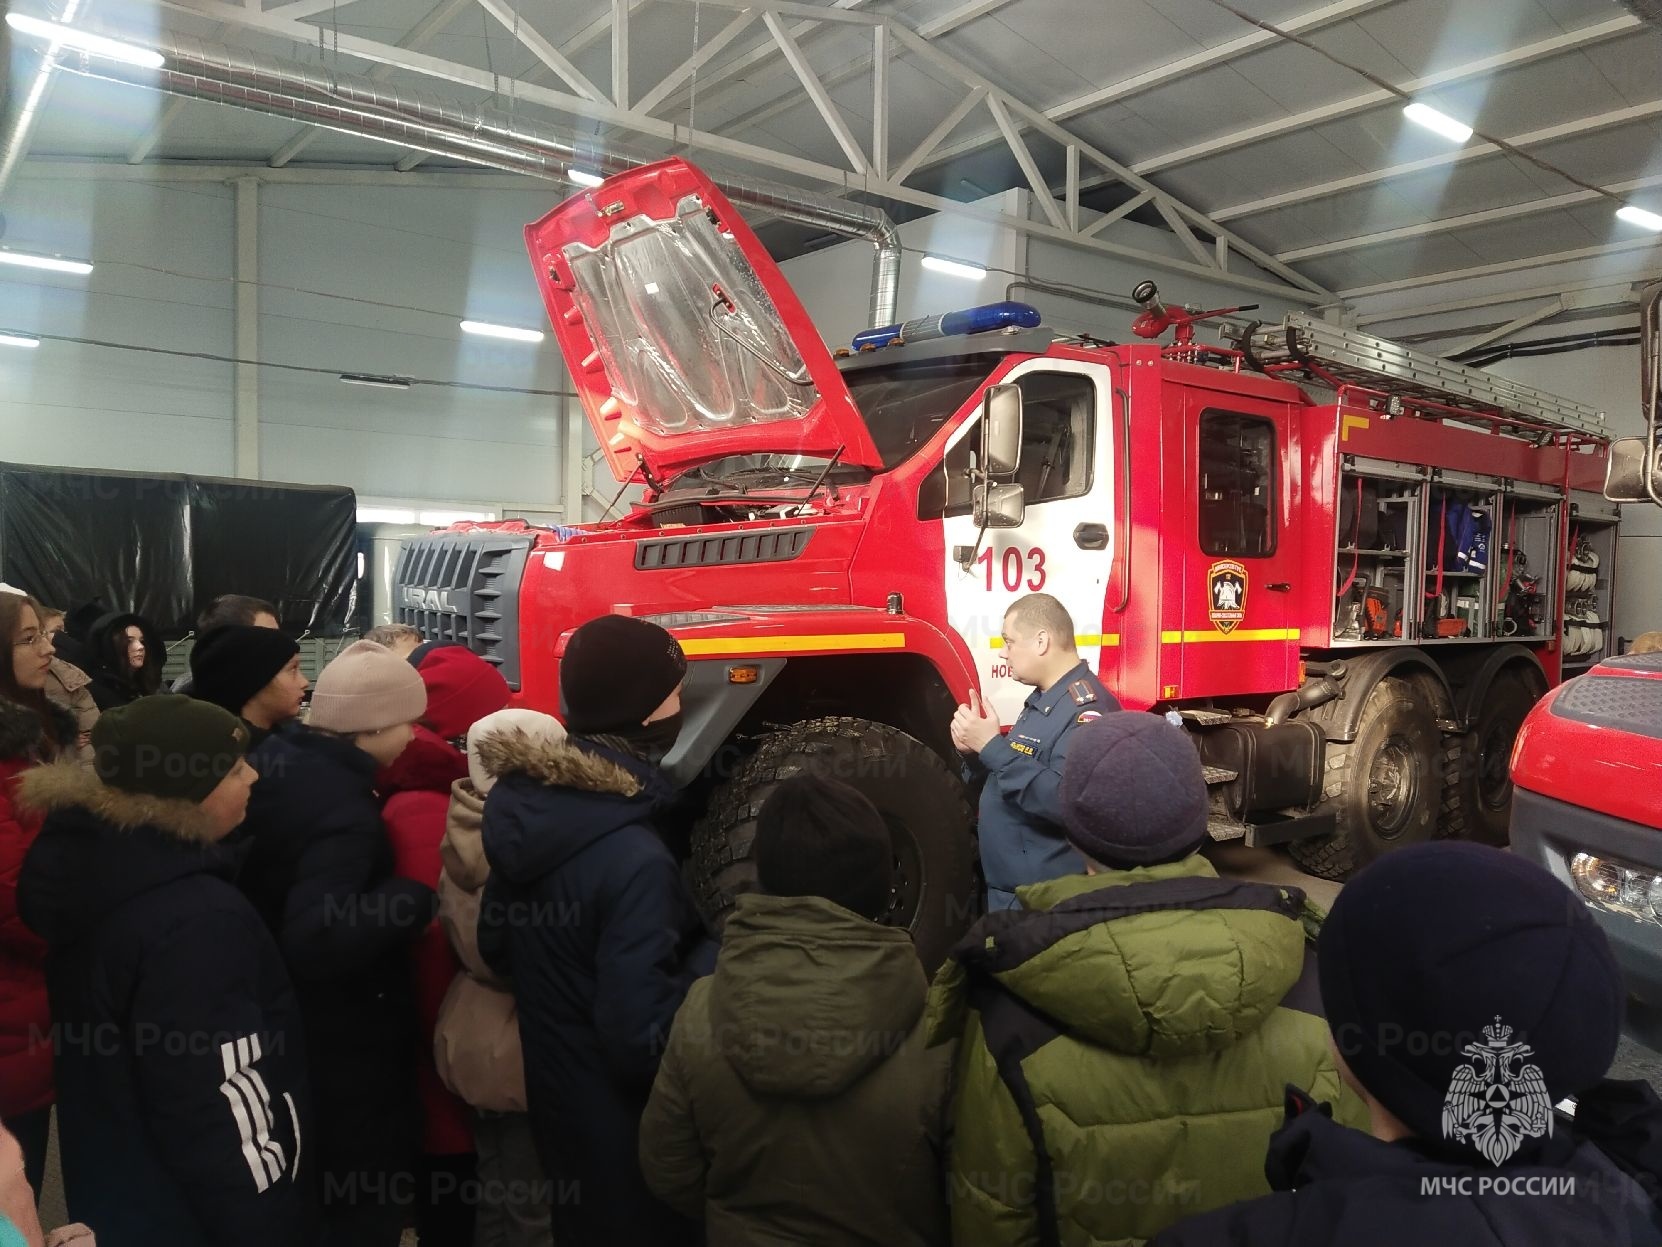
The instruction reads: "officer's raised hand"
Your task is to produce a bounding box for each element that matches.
[953,690,1002,754]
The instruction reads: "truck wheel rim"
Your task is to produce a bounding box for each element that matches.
[1479,723,1514,812]
[882,814,921,928]
[1367,737,1418,838]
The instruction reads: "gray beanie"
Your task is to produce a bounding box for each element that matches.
[1058,713,1209,868]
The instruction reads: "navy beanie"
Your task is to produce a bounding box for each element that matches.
[1058,713,1209,868]
[754,772,893,920]
[1321,842,1623,1162]
[559,615,687,735]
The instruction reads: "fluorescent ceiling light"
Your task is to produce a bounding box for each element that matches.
[0,332,41,350]
[460,319,545,343]
[4,13,165,69]
[0,249,92,275]
[356,506,418,524]
[1616,204,1662,232]
[921,255,987,280]
[568,168,605,188]
[339,372,413,389]
[419,509,493,526]
[1402,102,1473,143]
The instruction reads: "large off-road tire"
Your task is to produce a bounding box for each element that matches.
[1444,664,1548,846]
[1290,677,1442,880]
[689,716,976,971]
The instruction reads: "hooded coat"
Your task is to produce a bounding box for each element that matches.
[926,858,1368,1247]
[379,725,472,1157]
[433,775,526,1114]
[42,660,97,765]
[639,892,951,1247]
[475,731,710,1247]
[236,723,435,1201]
[81,612,166,711]
[0,695,74,1120]
[16,762,315,1247]
[1151,1086,1659,1247]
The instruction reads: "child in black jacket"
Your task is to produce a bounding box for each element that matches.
[20,695,316,1247]
[236,641,434,1247]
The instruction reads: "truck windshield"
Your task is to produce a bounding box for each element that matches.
[670,357,996,490]
[843,359,993,470]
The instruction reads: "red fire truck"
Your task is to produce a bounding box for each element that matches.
[1511,282,1662,1036]
[394,158,1618,965]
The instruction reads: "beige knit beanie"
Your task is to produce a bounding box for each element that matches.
[309,640,427,733]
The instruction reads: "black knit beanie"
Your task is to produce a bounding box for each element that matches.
[560,615,687,735]
[1058,713,1209,867]
[753,772,893,920]
[189,625,300,716]
[93,694,250,804]
[1320,842,1623,1164]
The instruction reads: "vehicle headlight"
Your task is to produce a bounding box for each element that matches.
[1568,852,1662,923]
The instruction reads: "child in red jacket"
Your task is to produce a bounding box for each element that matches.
[381,645,512,1245]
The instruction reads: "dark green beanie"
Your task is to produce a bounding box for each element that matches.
[92,694,250,804]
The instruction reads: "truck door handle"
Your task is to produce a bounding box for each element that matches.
[1267,582,1291,592]
[1074,523,1108,550]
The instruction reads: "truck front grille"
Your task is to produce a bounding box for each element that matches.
[393,532,532,689]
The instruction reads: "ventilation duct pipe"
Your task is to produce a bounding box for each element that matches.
[56,33,902,325]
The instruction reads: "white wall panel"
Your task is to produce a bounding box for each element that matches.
[2,172,576,512]
[0,178,234,475]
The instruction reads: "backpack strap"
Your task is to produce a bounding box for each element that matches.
[965,973,1067,1247]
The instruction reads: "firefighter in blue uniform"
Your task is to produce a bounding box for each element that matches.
[952,593,1121,910]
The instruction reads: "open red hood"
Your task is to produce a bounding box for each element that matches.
[525,159,883,483]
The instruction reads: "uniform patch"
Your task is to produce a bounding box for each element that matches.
[1207,560,1248,634]
[1077,710,1103,725]
[1068,680,1097,706]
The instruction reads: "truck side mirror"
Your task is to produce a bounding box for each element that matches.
[973,482,1026,529]
[980,384,1023,480]
[1603,436,1662,504]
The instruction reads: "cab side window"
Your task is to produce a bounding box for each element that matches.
[920,372,1096,520]
[1198,409,1277,558]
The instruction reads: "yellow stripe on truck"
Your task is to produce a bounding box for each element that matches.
[989,634,1120,650]
[678,632,907,657]
[1159,628,1301,643]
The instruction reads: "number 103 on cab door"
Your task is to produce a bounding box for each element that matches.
[975,544,1047,593]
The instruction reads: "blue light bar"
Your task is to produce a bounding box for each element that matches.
[851,300,1041,351]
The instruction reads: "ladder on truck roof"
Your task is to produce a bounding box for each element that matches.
[1238,312,1608,440]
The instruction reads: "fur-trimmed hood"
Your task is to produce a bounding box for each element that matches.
[475,731,667,887]
[19,761,223,843]
[18,764,243,950]
[0,693,78,763]
[471,728,643,799]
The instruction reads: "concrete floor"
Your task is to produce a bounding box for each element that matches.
[1204,841,1343,912]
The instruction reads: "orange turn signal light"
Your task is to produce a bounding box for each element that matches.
[728,665,761,685]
